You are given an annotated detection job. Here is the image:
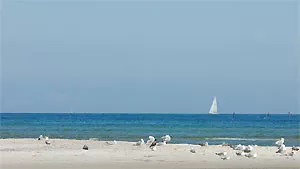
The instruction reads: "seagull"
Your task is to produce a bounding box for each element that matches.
[190,148,196,153]
[106,140,118,145]
[234,144,241,148]
[236,151,246,156]
[38,135,43,140]
[275,138,285,147]
[245,153,257,158]
[135,139,145,146]
[286,150,296,156]
[147,136,155,144]
[149,139,157,151]
[216,152,227,156]
[286,150,296,159]
[244,145,253,153]
[199,142,208,146]
[234,144,246,151]
[161,135,171,143]
[222,142,233,148]
[149,139,157,147]
[221,156,230,160]
[276,144,286,154]
[45,136,50,145]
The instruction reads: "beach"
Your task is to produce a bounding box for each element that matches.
[1,139,299,169]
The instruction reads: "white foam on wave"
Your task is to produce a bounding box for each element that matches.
[206,138,275,141]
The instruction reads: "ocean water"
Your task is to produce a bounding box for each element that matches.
[1,113,299,146]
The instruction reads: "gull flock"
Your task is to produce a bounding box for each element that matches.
[37,135,298,160]
[212,137,297,160]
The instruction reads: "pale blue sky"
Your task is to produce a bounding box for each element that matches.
[1,0,299,113]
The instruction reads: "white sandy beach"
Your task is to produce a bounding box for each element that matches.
[1,139,299,169]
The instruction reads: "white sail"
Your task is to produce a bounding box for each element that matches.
[209,96,218,114]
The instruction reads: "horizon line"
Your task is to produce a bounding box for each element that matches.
[0,112,298,114]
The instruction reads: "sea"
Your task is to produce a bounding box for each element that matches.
[1,113,299,146]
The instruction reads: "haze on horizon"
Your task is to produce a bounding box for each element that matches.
[1,0,299,114]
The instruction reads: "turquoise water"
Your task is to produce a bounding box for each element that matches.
[1,113,299,146]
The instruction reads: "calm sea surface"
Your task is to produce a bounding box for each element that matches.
[1,113,299,146]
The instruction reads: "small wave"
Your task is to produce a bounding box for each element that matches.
[206,137,275,141]
[89,138,100,141]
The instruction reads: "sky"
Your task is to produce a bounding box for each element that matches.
[1,0,299,113]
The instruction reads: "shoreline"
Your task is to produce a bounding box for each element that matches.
[1,138,298,147]
[1,138,299,169]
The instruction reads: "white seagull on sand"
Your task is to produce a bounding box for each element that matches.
[236,151,246,156]
[275,138,285,147]
[45,136,50,145]
[190,148,196,153]
[245,153,257,158]
[149,139,157,151]
[161,135,171,143]
[221,156,230,160]
[38,135,43,140]
[106,140,118,145]
[216,152,227,156]
[244,145,254,153]
[276,144,286,154]
[135,139,145,146]
[147,136,155,144]
[199,142,209,146]
[234,144,246,151]
[286,150,296,159]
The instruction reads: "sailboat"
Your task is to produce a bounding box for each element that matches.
[209,96,218,114]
